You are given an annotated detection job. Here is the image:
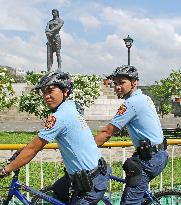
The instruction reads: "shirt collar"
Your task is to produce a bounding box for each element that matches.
[56,100,75,111]
[130,89,142,97]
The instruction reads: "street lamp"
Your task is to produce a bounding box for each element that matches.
[123,35,134,65]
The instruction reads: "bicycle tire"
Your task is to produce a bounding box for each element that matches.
[143,189,181,205]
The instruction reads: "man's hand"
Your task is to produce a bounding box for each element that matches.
[95,123,119,146]
[0,168,9,179]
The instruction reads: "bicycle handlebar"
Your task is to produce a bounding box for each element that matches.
[0,149,23,179]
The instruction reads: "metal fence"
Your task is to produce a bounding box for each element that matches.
[0,139,181,193]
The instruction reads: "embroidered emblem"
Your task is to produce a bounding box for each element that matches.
[117,104,127,115]
[45,115,56,129]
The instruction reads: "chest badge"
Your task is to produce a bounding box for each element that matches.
[45,115,56,129]
[117,104,127,115]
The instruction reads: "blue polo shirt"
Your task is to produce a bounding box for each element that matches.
[111,89,164,147]
[38,100,101,174]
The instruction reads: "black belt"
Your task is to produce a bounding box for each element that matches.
[69,157,107,181]
[136,140,167,154]
[151,142,166,153]
[89,166,100,179]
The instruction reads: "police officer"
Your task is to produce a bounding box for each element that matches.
[0,71,109,205]
[95,65,168,204]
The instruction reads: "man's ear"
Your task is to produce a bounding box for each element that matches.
[131,80,137,87]
[63,88,69,97]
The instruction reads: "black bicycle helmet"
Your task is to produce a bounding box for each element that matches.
[109,65,139,80]
[34,71,73,94]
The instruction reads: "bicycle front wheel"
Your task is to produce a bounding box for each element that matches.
[144,189,181,205]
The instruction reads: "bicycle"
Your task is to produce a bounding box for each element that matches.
[0,152,181,205]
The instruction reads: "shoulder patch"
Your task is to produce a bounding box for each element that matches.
[45,115,56,129]
[117,104,127,115]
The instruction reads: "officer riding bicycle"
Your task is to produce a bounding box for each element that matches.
[95,65,168,205]
[0,71,109,205]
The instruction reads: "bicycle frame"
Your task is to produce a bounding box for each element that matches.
[3,176,65,205]
[2,174,164,205]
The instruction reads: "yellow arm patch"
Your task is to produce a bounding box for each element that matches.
[117,104,127,115]
[45,115,56,129]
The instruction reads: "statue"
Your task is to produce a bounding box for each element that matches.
[45,9,64,71]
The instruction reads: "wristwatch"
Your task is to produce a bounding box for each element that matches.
[0,168,9,177]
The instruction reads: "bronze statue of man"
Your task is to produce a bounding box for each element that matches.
[45,9,64,71]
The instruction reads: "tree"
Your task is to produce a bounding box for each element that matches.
[19,72,101,119]
[1,65,26,83]
[71,74,101,110]
[19,71,49,119]
[0,67,17,111]
[149,69,181,118]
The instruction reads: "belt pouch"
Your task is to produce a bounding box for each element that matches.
[163,138,167,150]
[98,157,107,175]
[73,172,83,192]
[73,170,93,192]
[81,170,93,192]
[138,140,152,161]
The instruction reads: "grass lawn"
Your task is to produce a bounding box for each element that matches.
[0,131,129,144]
[0,131,37,144]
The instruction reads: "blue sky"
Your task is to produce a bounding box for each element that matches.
[0,0,181,84]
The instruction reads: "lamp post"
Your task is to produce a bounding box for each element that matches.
[123,35,134,65]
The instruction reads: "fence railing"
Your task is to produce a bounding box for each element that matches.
[0,139,181,192]
[117,128,181,139]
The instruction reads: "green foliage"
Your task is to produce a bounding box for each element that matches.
[0,67,17,111]
[110,161,124,192]
[0,66,26,83]
[0,131,129,144]
[26,71,46,85]
[72,74,101,109]
[19,91,50,119]
[150,157,181,189]
[149,69,181,117]
[0,132,36,144]
[19,72,101,119]
[19,71,50,119]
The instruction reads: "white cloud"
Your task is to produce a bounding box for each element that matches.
[79,15,101,29]
[0,1,181,84]
[0,1,43,32]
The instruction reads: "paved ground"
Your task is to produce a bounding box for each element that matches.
[0,115,181,131]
